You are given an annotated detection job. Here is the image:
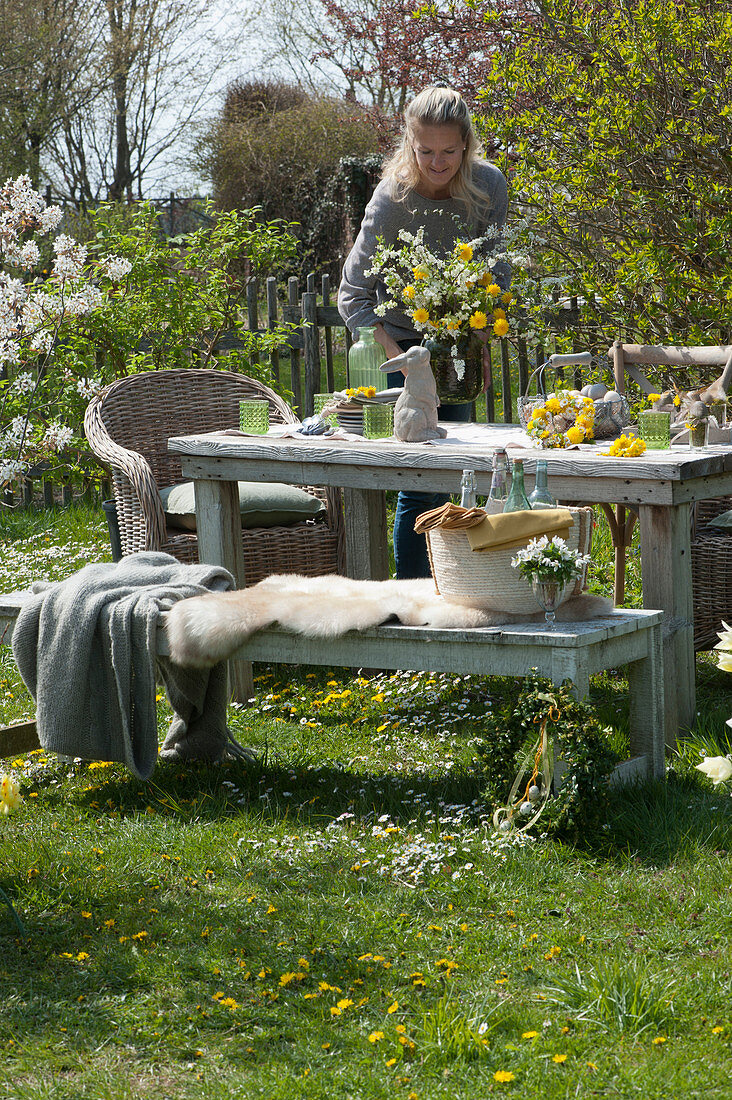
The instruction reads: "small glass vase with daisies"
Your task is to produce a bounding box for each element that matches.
[367,227,514,403]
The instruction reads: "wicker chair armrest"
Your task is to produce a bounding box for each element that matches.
[84,397,167,551]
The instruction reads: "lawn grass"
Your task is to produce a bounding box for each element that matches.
[1,503,732,1099]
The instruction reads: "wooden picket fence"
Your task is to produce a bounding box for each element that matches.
[6,271,609,510]
[229,272,608,423]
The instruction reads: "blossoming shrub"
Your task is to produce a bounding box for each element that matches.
[0,183,298,493]
[0,176,132,487]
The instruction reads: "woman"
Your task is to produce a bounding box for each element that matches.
[338,84,510,579]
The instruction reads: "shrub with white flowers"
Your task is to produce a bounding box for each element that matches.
[0,176,130,489]
[511,535,591,588]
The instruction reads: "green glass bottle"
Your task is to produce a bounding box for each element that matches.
[503,458,532,512]
[348,326,387,391]
[528,459,558,508]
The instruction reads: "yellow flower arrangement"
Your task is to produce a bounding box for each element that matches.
[604,432,646,457]
[344,386,377,400]
[525,390,596,448]
[369,229,513,344]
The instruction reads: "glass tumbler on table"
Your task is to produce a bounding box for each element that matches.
[362,403,394,439]
[239,399,270,434]
[638,410,671,450]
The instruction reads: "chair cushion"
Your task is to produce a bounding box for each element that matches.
[160,481,325,532]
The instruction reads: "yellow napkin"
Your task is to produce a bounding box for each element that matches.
[465,508,574,552]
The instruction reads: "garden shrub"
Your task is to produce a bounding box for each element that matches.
[481,0,732,346]
[201,81,380,278]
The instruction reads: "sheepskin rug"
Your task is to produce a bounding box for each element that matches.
[165,573,613,669]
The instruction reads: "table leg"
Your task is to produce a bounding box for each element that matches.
[639,502,695,744]
[343,487,389,580]
[192,478,253,701]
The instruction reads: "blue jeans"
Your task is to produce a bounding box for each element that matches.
[388,345,474,579]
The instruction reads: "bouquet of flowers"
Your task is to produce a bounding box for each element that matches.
[511,536,591,588]
[523,390,596,447]
[368,227,513,348]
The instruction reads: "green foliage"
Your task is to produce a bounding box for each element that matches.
[482,0,732,343]
[544,956,676,1036]
[201,83,380,277]
[478,674,621,839]
[72,201,297,377]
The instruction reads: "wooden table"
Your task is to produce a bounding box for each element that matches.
[167,425,732,746]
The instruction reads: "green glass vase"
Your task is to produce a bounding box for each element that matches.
[421,332,484,403]
[348,326,387,391]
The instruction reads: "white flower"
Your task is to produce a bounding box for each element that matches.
[13,371,35,395]
[43,421,74,451]
[695,755,732,785]
[715,621,732,652]
[99,254,132,281]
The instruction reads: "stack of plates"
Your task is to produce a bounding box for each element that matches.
[335,405,364,435]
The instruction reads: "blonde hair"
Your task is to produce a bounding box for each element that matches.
[382,85,488,222]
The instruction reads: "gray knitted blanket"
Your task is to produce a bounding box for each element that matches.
[12,552,240,780]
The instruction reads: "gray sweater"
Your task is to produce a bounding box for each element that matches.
[338,160,509,342]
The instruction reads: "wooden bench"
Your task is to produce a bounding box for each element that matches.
[0,591,665,785]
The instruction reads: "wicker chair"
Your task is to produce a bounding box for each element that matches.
[84,368,345,585]
[611,341,732,650]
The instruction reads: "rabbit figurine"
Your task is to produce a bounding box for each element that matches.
[380,346,447,442]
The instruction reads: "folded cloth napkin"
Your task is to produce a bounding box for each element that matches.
[413,502,487,532]
[465,508,574,552]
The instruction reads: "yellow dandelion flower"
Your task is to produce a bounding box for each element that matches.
[494,1070,516,1083]
[552,1053,568,1063]
[469,310,488,329]
[487,282,502,297]
[456,242,473,262]
[522,1030,539,1039]
[712,1025,725,1034]
[368,1031,384,1043]
[565,425,585,444]
[412,266,428,280]
[387,1001,399,1014]
[502,291,514,305]
[545,397,562,413]
[492,307,506,320]
[403,284,416,300]
[673,395,681,406]
[493,317,509,337]
[648,393,662,403]
[412,308,429,324]
[652,1035,667,1045]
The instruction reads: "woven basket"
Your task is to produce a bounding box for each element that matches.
[426,507,593,613]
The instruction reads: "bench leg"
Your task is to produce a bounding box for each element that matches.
[627,620,666,779]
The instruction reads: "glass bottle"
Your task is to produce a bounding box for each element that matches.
[503,457,532,512]
[486,448,508,513]
[528,459,558,508]
[459,469,477,508]
[348,326,387,391]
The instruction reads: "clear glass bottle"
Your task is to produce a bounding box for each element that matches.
[486,448,508,513]
[459,469,477,508]
[503,457,532,512]
[528,459,558,508]
[348,326,387,391]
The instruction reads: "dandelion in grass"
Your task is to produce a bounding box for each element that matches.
[552,1053,567,1063]
[493,1070,515,1083]
[652,1035,667,1045]
[368,1031,384,1043]
[522,1030,539,1039]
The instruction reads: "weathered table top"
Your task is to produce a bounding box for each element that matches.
[167,425,732,506]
